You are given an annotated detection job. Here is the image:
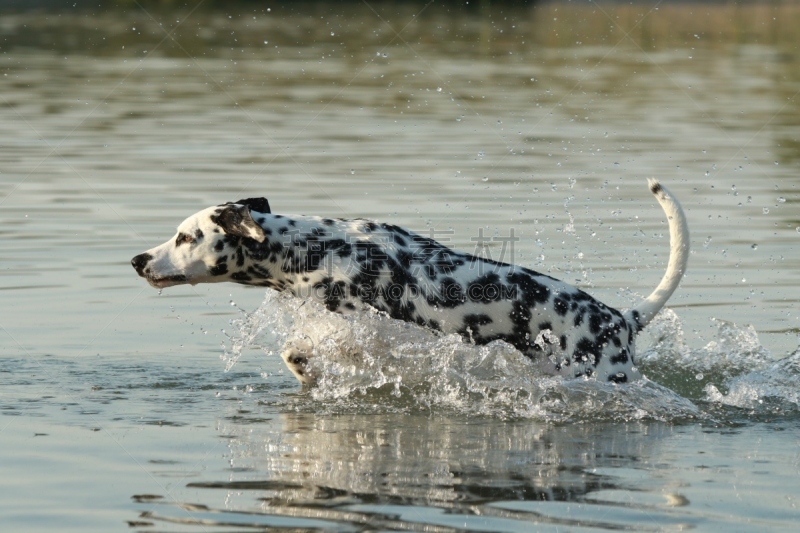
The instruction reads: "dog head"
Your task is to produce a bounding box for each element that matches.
[131,198,270,288]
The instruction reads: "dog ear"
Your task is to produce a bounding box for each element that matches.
[234,197,270,214]
[212,205,267,243]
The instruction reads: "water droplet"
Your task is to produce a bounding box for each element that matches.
[695,373,704,380]
[350,169,355,175]
[763,207,769,214]
[481,177,489,182]
[330,32,335,36]
[777,197,786,203]
[436,87,442,92]
[751,244,758,250]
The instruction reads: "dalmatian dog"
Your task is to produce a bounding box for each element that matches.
[132,180,689,385]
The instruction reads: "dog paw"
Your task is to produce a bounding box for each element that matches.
[281,338,316,386]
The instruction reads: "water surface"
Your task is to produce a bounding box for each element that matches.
[1,2,799,531]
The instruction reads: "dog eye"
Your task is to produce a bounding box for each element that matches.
[175,233,196,247]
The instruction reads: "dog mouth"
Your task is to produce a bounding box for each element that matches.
[145,274,189,289]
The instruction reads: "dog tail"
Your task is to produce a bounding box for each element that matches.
[624,179,690,333]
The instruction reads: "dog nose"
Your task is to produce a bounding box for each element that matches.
[131,253,153,276]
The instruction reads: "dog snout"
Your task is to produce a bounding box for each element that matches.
[131,253,153,276]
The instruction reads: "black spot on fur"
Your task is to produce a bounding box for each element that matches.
[649,181,662,195]
[467,272,507,304]
[313,277,348,313]
[573,337,600,365]
[247,264,272,280]
[380,222,411,237]
[464,313,493,327]
[209,256,229,276]
[396,249,413,269]
[588,313,604,335]
[507,300,534,353]
[231,272,252,282]
[608,372,628,384]
[631,309,644,332]
[553,296,569,316]
[438,277,466,308]
[507,272,551,306]
[610,348,629,365]
[457,313,495,344]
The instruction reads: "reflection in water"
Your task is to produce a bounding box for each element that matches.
[135,413,686,531]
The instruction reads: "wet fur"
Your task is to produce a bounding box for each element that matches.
[132,180,689,386]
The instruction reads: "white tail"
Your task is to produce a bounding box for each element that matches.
[624,179,690,332]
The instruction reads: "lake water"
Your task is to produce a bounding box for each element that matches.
[1,2,799,531]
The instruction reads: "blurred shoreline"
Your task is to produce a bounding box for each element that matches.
[1,0,798,54]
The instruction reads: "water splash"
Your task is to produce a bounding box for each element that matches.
[637,309,800,416]
[704,350,800,411]
[223,292,703,421]
[222,292,799,420]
